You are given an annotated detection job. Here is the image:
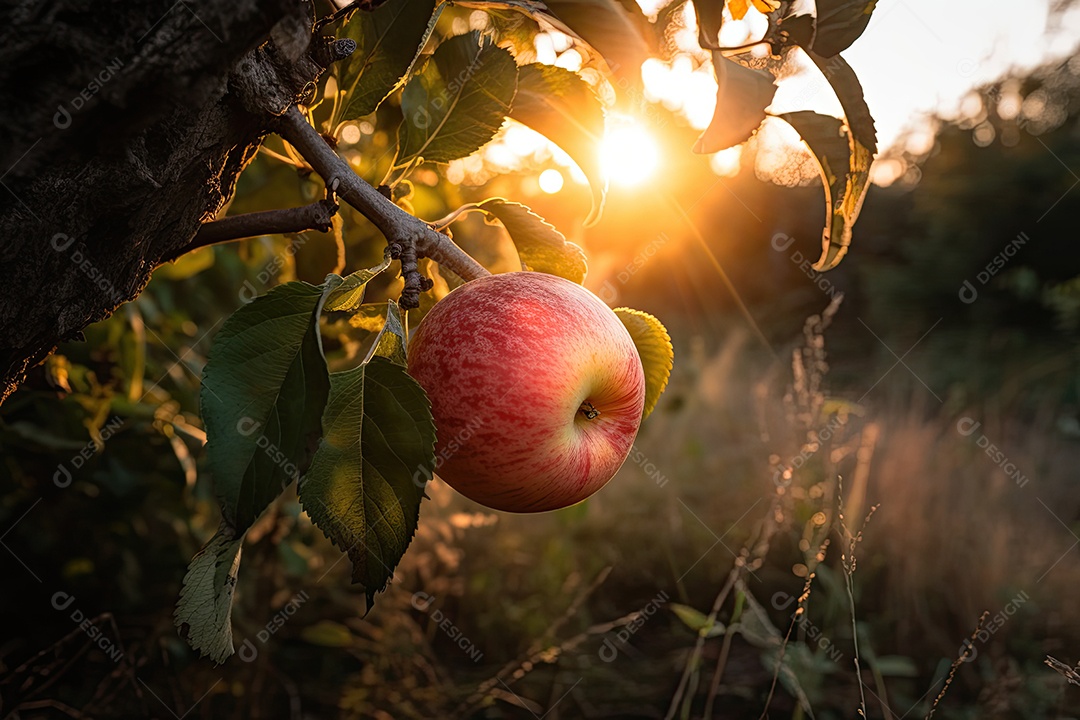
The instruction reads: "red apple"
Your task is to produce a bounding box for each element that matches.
[407,272,646,512]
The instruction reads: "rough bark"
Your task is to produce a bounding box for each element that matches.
[0,0,327,404]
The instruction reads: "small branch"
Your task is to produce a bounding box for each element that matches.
[926,611,989,719]
[310,38,357,68]
[161,199,339,265]
[276,105,490,309]
[430,203,482,231]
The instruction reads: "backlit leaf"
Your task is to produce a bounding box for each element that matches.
[694,52,776,153]
[812,0,876,57]
[456,0,650,84]
[174,526,244,664]
[509,63,607,225]
[808,51,877,154]
[780,110,872,270]
[397,31,518,164]
[179,280,334,663]
[299,356,436,609]
[201,281,331,531]
[365,299,408,366]
[335,0,443,122]
[325,253,392,313]
[542,0,651,81]
[613,307,672,420]
[476,198,587,283]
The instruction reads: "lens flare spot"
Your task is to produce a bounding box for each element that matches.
[600,116,661,188]
[539,168,565,194]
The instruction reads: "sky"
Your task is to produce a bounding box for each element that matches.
[834,0,1080,150]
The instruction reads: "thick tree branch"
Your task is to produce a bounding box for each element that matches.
[275,105,490,308]
[160,198,339,264]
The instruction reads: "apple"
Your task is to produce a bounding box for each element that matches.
[406,271,646,512]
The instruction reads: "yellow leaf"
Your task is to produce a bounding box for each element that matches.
[751,0,781,14]
[300,620,353,647]
[614,308,673,420]
[727,0,750,19]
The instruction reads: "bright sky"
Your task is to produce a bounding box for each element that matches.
[842,0,1080,150]
[436,1,1080,191]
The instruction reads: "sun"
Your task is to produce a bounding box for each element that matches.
[599,115,661,189]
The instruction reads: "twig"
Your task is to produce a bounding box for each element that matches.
[1045,655,1080,686]
[451,567,612,718]
[838,476,879,719]
[757,539,830,720]
[702,616,737,719]
[665,565,741,720]
[12,700,86,718]
[276,105,489,309]
[429,203,482,231]
[452,608,642,719]
[925,612,989,719]
[162,199,340,264]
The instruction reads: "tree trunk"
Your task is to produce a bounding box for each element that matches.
[0,0,325,404]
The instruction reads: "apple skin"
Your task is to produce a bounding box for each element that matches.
[406,272,646,513]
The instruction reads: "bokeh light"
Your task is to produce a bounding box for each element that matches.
[538,168,564,194]
[600,115,661,188]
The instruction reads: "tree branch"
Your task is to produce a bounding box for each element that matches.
[160,199,340,264]
[275,105,490,309]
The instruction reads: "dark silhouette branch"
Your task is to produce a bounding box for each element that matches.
[161,198,340,264]
[275,105,490,309]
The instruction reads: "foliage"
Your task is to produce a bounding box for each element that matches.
[164,0,885,663]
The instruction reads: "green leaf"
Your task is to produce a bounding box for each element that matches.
[807,52,877,154]
[201,281,331,531]
[509,63,607,225]
[779,110,872,271]
[542,0,651,83]
[671,603,726,637]
[173,526,244,664]
[365,300,408,366]
[335,0,443,123]
[397,31,518,165]
[475,198,587,283]
[299,356,436,609]
[693,52,776,153]
[325,254,393,313]
[811,0,876,57]
[458,0,650,84]
[613,308,672,420]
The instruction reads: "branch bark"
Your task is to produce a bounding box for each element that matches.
[0,0,329,405]
[161,198,340,264]
[275,105,490,308]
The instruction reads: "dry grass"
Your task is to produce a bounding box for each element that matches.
[323,305,1080,718]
